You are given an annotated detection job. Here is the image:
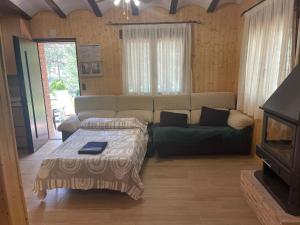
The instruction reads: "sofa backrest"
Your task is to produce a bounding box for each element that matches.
[190,92,236,124]
[153,95,191,123]
[154,95,191,110]
[73,92,237,124]
[75,95,117,120]
[117,96,153,111]
[75,95,117,113]
[116,96,154,122]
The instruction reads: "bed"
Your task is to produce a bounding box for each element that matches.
[33,118,148,200]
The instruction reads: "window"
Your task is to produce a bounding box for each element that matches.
[237,0,294,119]
[157,38,184,94]
[122,24,191,95]
[123,39,151,94]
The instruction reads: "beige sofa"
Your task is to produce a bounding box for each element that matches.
[58,92,254,156]
[59,92,252,130]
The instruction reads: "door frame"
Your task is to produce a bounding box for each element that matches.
[33,38,82,96]
[34,38,81,140]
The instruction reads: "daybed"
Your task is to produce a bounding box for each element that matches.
[34,117,149,200]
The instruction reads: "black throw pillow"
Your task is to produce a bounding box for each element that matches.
[199,107,229,127]
[160,111,188,127]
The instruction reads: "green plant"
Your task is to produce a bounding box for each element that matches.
[50,79,67,93]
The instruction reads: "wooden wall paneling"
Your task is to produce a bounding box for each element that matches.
[0,17,20,75]
[30,5,243,95]
[0,17,32,75]
[0,168,10,225]
[0,25,29,225]
[19,19,32,40]
[0,17,31,149]
[248,119,263,155]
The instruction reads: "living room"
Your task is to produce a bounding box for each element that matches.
[0,0,299,225]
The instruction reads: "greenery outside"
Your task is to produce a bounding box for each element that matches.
[44,42,80,97]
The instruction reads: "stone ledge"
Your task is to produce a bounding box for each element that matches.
[241,170,300,225]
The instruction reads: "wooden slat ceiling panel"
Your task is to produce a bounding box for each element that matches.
[8,0,241,17]
[178,0,212,11]
[96,1,114,14]
[54,0,92,15]
[10,0,51,16]
[139,0,172,11]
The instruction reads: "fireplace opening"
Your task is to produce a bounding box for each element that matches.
[263,115,295,166]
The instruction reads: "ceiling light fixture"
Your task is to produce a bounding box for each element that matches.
[113,0,140,20]
[113,0,121,5]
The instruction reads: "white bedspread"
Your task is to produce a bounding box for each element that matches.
[33,118,148,200]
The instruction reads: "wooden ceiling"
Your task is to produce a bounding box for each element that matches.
[2,0,243,20]
[0,0,29,18]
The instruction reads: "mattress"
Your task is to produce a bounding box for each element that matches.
[33,118,148,200]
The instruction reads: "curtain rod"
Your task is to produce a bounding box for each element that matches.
[106,21,201,26]
[241,0,266,16]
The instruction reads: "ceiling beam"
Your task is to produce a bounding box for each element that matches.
[7,0,31,20]
[45,0,66,18]
[131,1,139,16]
[169,0,178,14]
[241,0,265,16]
[87,0,102,17]
[207,0,220,13]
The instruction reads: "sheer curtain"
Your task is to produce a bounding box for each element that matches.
[237,0,294,119]
[122,24,191,95]
[295,17,300,65]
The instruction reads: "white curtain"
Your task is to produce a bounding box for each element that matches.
[237,0,294,119]
[295,18,300,66]
[122,24,191,95]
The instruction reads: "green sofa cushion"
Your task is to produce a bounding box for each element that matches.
[150,124,252,156]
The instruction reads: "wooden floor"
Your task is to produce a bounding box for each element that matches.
[19,141,261,225]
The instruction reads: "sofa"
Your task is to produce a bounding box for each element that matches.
[58,92,254,157]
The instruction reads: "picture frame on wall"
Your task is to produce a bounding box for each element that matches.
[78,44,103,77]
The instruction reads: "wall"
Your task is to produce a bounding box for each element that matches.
[0,17,21,75]
[0,166,10,225]
[2,1,261,151]
[0,17,32,149]
[30,5,242,95]
[0,170,10,225]
[0,17,31,75]
[0,24,29,225]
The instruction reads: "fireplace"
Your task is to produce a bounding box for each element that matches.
[255,64,300,216]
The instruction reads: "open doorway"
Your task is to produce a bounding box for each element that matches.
[38,41,80,139]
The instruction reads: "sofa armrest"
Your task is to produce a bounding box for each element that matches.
[227,110,253,130]
[57,115,81,133]
[62,131,74,142]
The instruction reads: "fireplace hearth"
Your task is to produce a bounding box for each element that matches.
[256,64,300,216]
